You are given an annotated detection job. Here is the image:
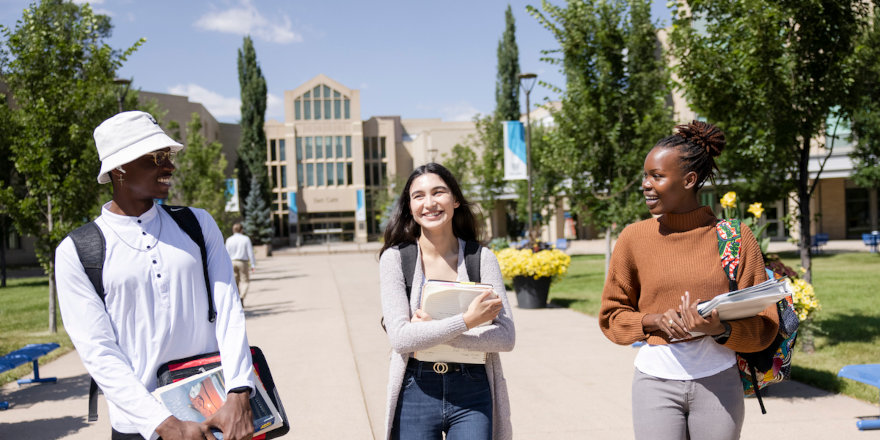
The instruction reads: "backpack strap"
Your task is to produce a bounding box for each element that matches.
[68,222,106,422]
[160,204,216,323]
[463,240,481,283]
[715,219,742,292]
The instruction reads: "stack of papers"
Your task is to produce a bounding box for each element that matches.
[414,280,494,364]
[697,278,793,320]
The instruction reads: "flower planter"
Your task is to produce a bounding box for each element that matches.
[513,275,552,309]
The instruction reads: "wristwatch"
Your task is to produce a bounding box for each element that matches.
[712,321,732,344]
[228,386,252,394]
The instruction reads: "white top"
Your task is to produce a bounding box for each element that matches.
[634,337,736,380]
[55,203,254,439]
[225,232,255,268]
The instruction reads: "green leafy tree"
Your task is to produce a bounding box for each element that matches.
[0,85,18,287]
[529,0,672,270]
[237,36,269,217]
[670,0,869,282]
[0,0,142,331]
[243,174,273,253]
[441,143,477,195]
[848,6,880,189]
[169,112,233,236]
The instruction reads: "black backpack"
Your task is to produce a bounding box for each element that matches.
[381,240,482,330]
[67,204,213,422]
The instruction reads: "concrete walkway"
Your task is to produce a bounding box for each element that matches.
[1,248,878,439]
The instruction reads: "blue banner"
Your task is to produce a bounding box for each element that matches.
[503,121,527,180]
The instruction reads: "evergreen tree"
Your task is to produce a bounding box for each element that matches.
[243,174,273,253]
[0,0,142,331]
[237,35,269,216]
[472,6,522,222]
[670,0,869,282]
[170,112,233,236]
[529,0,672,271]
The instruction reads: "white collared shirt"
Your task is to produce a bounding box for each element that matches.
[225,232,255,268]
[55,202,254,439]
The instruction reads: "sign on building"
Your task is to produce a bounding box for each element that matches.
[288,191,298,224]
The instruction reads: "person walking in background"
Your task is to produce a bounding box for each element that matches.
[226,223,255,306]
[379,163,515,440]
[55,111,255,440]
[599,121,779,440]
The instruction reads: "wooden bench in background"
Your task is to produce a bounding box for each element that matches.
[0,342,60,410]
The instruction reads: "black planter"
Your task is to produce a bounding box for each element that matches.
[512,276,552,309]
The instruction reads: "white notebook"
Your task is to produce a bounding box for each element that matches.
[414,280,495,364]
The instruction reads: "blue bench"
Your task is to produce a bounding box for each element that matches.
[863,233,879,253]
[0,343,60,410]
[811,233,829,254]
[838,364,880,430]
[555,238,569,251]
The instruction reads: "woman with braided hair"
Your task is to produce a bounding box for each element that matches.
[599,121,779,439]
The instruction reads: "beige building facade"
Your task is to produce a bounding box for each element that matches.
[264,74,476,244]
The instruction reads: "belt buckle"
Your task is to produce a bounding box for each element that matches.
[433,362,449,374]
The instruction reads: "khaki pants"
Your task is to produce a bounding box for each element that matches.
[232,260,250,303]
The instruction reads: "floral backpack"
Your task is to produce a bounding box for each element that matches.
[716,219,800,414]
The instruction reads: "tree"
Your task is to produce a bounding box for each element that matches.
[169,112,233,236]
[848,6,880,189]
[0,83,18,287]
[441,143,477,195]
[0,0,142,331]
[529,0,672,271]
[237,36,269,218]
[469,6,522,224]
[670,0,869,282]
[243,174,273,255]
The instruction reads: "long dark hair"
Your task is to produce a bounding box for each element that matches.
[654,120,726,189]
[380,163,481,256]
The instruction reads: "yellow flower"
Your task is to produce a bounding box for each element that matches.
[747,202,764,219]
[720,191,737,209]
[790,278,820,321]
[495,248,571,280]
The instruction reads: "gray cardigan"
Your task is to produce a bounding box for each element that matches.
[379,239,515,439]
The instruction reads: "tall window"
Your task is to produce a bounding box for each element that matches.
[295,135,356,188]
[279,139,286,161]
[296,84,351,120]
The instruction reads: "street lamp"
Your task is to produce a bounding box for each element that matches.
[518,72,537,243]
[113,78,132,113]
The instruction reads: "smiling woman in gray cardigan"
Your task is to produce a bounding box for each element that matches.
[379,163,515,440]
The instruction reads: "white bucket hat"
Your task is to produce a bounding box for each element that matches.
[94,111,184,184]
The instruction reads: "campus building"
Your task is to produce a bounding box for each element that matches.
[263,74,475,244]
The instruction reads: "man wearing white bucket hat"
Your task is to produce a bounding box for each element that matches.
[55,111,256,440]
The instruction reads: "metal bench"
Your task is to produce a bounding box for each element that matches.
[838,364,880,430]
[0,343,60,410]
[811,233,829,254]
[863,233,879,253]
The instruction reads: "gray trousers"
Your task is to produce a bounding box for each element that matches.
[632,365,744,440]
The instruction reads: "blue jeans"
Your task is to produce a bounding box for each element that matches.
[391,360,493,440]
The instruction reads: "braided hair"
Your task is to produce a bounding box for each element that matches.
[654,120,726,189]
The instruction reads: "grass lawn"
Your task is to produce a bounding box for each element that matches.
[546,252,880,403]
[0,277,73,386]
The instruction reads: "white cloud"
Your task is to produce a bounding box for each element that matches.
[194,0,302,44]
[439,102,480,122]
[266,93,283,120]
[168,84,241,120]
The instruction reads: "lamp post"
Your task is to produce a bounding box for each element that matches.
[113,78,132,113]
[518,73,537,243]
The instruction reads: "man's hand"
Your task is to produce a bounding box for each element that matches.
[202,389,254,440]
[155,415,214,440]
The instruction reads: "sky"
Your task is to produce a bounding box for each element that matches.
[0,0,673,124]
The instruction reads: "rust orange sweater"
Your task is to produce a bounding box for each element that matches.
[599,206,779,353]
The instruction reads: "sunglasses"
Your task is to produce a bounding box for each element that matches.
[143,150,177,166]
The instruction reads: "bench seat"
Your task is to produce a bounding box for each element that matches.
[838,364,880,430]
[0,343,60,410]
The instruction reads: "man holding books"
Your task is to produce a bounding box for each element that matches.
[55,111,256,440]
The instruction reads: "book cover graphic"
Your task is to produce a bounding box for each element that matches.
[415,280,493,364]
[152,366,281,437]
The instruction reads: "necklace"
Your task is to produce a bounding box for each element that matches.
[100,211,163,252]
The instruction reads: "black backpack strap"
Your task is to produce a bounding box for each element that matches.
[68,221,107,423]
[399,241,418,300]
[160,205,216,323]
[69,222,106,303]
[463,240,481,283]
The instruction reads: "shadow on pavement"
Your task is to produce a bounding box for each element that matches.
[1,373,90,409]
[243,300,301,319]
[1,416,90,439]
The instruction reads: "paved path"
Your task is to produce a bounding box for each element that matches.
[1,249,878,439]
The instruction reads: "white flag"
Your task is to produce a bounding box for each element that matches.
[503,121,528,180]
